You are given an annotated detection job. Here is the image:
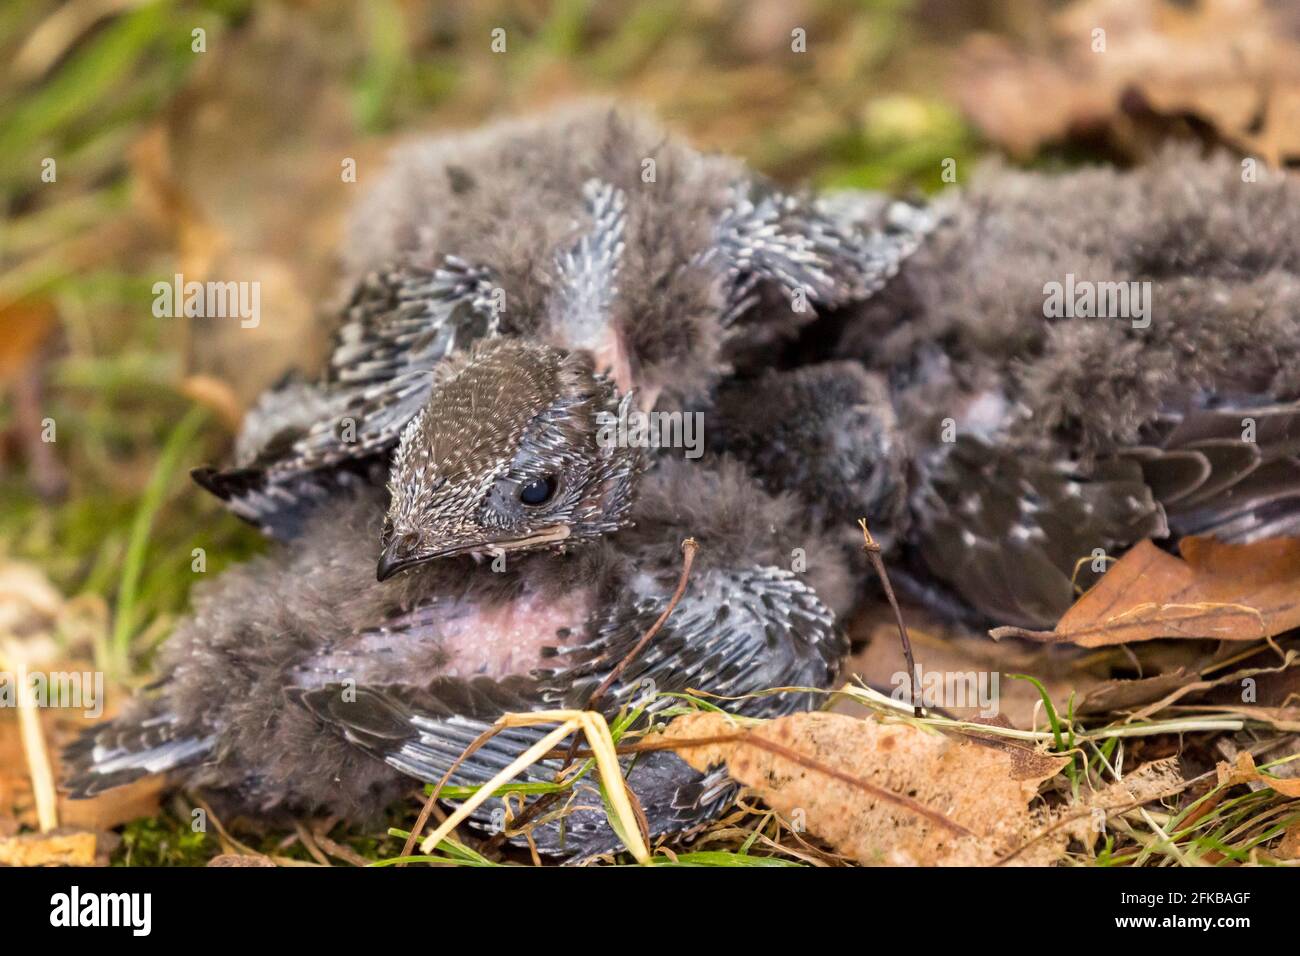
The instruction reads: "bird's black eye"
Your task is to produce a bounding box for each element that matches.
[519,475,558,506]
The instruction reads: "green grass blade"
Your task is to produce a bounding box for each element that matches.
[110,404,207,673]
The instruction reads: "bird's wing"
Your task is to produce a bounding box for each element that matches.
[291,564,844,856]
[289,676,736,859]
[539,177,938,404]
[910,435,1167,630]
[62,700,215,798]
[713,183,937,327]
[1121,400,1300,543]
[289,676,547,787]
[193,259,500,538]
[293,565,844,779]
[293,676,736,859]
[911,398,1300,629]
[546,179,633,393]
[540,564,844,717]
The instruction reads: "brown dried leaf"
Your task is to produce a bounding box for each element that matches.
[993,537,1300,647]
[0,829,100,867]
[1078,667,1199,715]
[56,777,164,832]
[207,853,275,867]
[662,711,1070,866]
[1061,756,1186,849]
[1277,823,1300,860]
[1216,750,1300,798]
[1098,756,1185,808]
[953,0,1300,165]
[0,300,56,385]
[843,609,1099,729]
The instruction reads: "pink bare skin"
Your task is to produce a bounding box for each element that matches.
[291,586,596,688]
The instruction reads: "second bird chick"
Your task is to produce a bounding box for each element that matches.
[65,457,851,859]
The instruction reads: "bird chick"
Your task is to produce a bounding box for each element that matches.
[64,458,849,859]
[378,338,640,578]
[716,148,1300,628]
[194,103,933,568]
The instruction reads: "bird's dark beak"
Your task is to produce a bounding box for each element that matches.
[376,538,422,582]
[377,526,570,580]
[376,533,483,580]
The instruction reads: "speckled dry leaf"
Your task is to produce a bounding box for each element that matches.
[1217,751,1300,798]
[1064,756,1185,849]
[207,853,276,867]
[662,711,1070,866]
[994,537,1300,647]
[0,829,99,866]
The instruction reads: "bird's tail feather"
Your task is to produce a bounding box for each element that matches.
[500,753,737,862]
[62,702,213,799]
[1131,400,1300,544]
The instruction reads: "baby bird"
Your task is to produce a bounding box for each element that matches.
[64,458,850,859]
[715,149,1300,629]
[193,104,933,568]
[70,106,949,857]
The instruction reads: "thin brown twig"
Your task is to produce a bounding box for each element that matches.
[293,820,332,866]
[539,732,742,762]
[191,796,259,858]
[587,537,699,711]
[859,519,923,718]
[311,829,372,867]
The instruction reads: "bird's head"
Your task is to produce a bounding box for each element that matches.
[377,338,642,580]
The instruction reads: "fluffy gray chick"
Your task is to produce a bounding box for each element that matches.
[64,456,850,860]
[194,103,933,565]
[714,149,1300,629]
